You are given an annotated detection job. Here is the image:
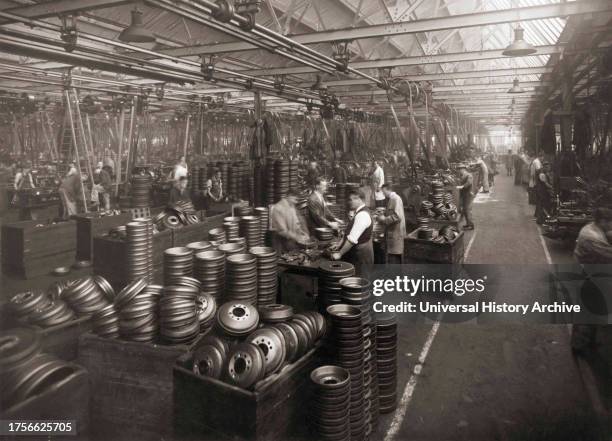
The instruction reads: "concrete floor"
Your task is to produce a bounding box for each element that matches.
[372,175,608,441]
[1,175,608,440]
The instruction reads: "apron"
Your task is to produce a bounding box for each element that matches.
[343,206,374,275]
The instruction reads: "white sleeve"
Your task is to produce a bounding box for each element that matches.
[347,211,372,244]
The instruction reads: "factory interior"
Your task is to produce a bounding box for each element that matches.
[0,0,611,440]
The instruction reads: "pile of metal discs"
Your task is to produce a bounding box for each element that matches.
[92,303,120,338]
[47,280,75,301]
[194,250,225,299]
[225,253,258,304]
[259,304,293,324]
[246,326,286,375]
[0,328,78,412]
[226,342,267,389]
[218,242,245,257]
[341,277,378,429]
[420,201,435,218]
[418,226,434,240]
[108,225,127,239]
[265,159,276,205]
[229,161,249,201]
[115,279,160,343]
[309,365,351,441]
[131,174,152,208]
[223,217,240,241]
[153,203,199,231]
[61,276,111,316]
[253,207,269,245]
[186,241,212,254]
[237,204,252,217]
[318,261,355,309]
[249,247,278,306]
[196,292,217,334]
[159,284,200,344]
[198,167,207,192]
[327,304,366,441]
[289,160,300,192]
[190,168,200,192]
[126,218,153,283]
[163,247,194,285]
[274,159,290,202]
[208,227,226,244]
[376,312,398,413]
[217,161,230,191]
[239,215,261,249]
[314,227,334,242]
[335,183,347,209]
[94,275,116,302]
[9,290,77,328]
[216,301,259,337]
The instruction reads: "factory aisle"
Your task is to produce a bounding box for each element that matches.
[379,175,604,441]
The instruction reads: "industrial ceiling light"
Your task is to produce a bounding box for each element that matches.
[118,8,156,43]
[502,26,537,57]
[507,78,525,94]
[367,92,379,106]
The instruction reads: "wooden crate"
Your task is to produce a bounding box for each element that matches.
[77,333,199,441]
[40,316,93,361]
[1,365,89,440]
[405,228,465,264]
[75,213,132,261]
[1,220,76,279]
[174,346,321,441]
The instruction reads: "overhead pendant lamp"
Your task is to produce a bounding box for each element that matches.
[118,8,156,43]
[507,78,525,94]
[502,26,537,57]
[367,92,379,106]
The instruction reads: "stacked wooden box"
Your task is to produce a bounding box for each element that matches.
[404,229,465,264]
[75,213,132,261]
[1,220,76,278]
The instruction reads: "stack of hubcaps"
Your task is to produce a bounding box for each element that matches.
[376,312,398,414]
[163,247,194,286]
[309,365,351,441]
[249,247,278,306]
[193,250,225,299]
[318,261,355,310]
[225,254,258,305]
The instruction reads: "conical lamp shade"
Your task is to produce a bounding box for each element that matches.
[119,9,156,43]
[507,78,525,94]
[367,93,379,106]
[502,27,537,57]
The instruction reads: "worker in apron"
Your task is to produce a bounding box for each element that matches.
[331,189,374,275]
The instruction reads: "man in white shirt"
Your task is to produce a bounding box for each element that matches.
[529,154,543,217]
[331,189,374,275]
[172,156,188,181]
[371,160,386,206]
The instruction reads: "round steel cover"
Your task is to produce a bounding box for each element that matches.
[246,327,286,374]
[259,304,293,323]
[216,302,259,337]
[0,328,41,373]
[193,345,225,379]
[226,343,266,389]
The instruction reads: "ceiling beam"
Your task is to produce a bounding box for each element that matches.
[157,0,611,56]
[0,0,130,24]
[302,66,552,87]
[335,81,544,96]
[235,45,562,76]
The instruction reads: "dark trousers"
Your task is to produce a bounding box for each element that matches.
[459,194,474,227]
[387,254,403,264]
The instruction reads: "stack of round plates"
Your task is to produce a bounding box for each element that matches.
[274,159,290,202]
[8,290,51,323]
[240,216,261,249]
[163,247,194,286]
[27,299,75,328]
[116,281,160,343]
[418,227,434,240]
[229,237,247,248]
[92,303,120,338]
[236,204,252,217]
[216,161,230,195]
[46,279,76,302]
[131,174,152,208]
[126,219,153,283]
[259,304,293,324]
[223,217,241,241]
[314,227,334,242]
[208,227,226,244]
[289,160,300,192]
[327,304,366,440]
[94,276,115,302]
[198,167,207,191]
[196,293,217,334]
[309,365,351,441]
[62,276,110,316]
[249,247,278,306]
[159,285,199,345]
[225,253,258,305]
[216,302,259,338]
[194,250,225,298]
[340,277,377,429]
[218,242,245,257]
[335,183,347,210]
[186,241,212,254]
[265,159,276,205]
[318,261,355,310]
[190,168,200,192]
[376,312,398,414]
[253,207,269,246]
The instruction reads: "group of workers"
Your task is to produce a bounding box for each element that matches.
[167,156,225,207]
[269,166,407,275]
